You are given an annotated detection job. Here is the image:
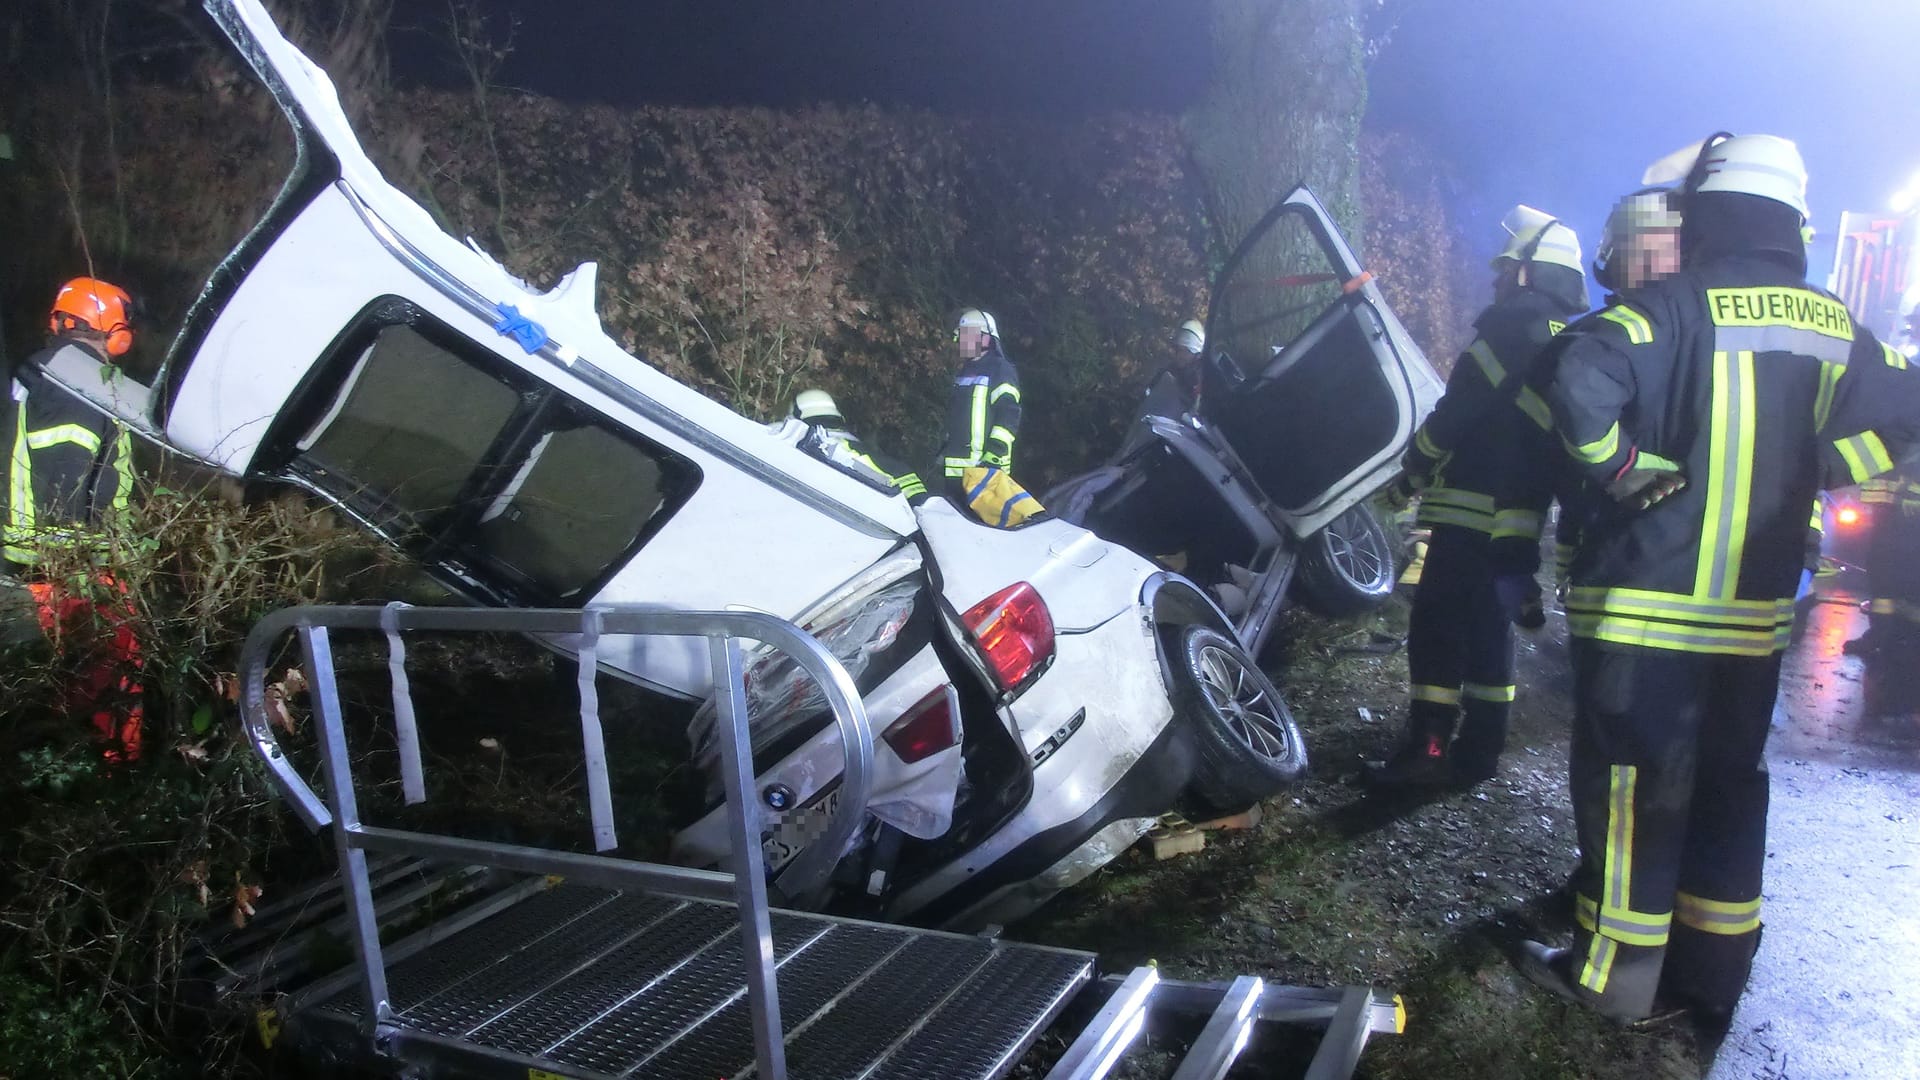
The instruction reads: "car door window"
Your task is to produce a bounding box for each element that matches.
[1205,191,1423,519]
[284,302,700,604]
[297,324,524,532]
[472,412,675,599]
[1209,209,1347,372]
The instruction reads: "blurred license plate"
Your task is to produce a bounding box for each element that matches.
[762,786,840,871]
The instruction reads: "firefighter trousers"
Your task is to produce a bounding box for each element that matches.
[1404,525,1515,767]
[1565,639,1776,1018]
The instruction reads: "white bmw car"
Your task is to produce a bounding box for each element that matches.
[35,0,1438,927]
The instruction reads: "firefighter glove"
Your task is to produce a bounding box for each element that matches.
[1382,472,1423,511]
[1605,449,1686,511]
[1493,573,1547,630]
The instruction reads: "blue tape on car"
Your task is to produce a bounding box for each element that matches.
[492,303,548,353]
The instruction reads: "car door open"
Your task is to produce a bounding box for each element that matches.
[1205,186,1442,537]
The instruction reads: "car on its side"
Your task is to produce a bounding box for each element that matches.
[30,0,1433,928]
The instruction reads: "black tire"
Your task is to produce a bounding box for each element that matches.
[1294,504,1396,618]
[1169,624,1307,815]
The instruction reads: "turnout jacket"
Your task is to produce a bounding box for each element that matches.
[3,343,135,567]
[942,346,1021,480]
[1407,288,1582,549]
[1548,255,1920,655]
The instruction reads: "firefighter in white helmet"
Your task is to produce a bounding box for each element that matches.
[1516,133,1920,1028]
[791,390,927,503]
[937,310,1043,527]
[1365,205,1588,788]
[941,309,1021,493]
[1162,318,1207,411]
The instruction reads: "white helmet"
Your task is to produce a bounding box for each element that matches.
[792,388,842,424]
[956,308,1000,340]
[1174,319,1205,354]
[1644,133,1809,220]
[1604,188,1683,247]
[1492,205,1583,273]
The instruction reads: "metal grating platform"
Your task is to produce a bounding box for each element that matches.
[293,882,1094,1080]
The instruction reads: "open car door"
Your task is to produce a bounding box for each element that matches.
[136,0,916,694]
[1204,186,1443,538]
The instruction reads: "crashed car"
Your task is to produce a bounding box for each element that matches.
[1048,191,1446,659]
[29,0,1430,928]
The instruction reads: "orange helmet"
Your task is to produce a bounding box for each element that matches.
[49,277,135,357]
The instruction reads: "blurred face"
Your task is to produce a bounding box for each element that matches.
[954,325,992,361]
[1616,227,1682,289]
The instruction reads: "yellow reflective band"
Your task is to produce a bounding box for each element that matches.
[1566,421,1621,464]
[1414,427,1444,460]
[6,400,35,559]
[108,426,135,514]
[24,423,103,454]
[1567,613,1791,655]
[1566,587,1792,627]
[1871,598,1897,615]
[1705,287,1853,339]
[1885,344,1911,371]
[1696,351,1756,601]
[1814,361,1842,431]
[1411,684,1462,706]
[1469,339,1507,385]
[1461,682,1516,703]
[1422,487,1495,513]
[1674,891,1761,936]
[1575,894,1673,947]
[1515,386,1552,430]
[1579,933,1617,994]
[1604,764,1636,945]
[1836,431,1894,484]
[1491,508,1544,541]
[988,425,1016,451]
[1598,306,1653,346]
[989,382,1021,404]
[969,384,988,464]
[1547,320,1567,336]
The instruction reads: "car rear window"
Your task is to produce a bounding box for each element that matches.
[288,303,699,604]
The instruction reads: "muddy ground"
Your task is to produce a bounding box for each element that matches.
[1011,596,1709,1080]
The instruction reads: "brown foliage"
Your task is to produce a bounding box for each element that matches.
[1359,129,1476,372]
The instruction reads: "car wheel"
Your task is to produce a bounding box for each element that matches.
[1170,624,1307,815]
[1294,504,1396,617]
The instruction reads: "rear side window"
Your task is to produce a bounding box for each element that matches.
[298,325,523,531]
[474,414,674,598]
[284,302,699,604]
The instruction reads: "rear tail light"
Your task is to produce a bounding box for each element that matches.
[961,582,1055,694]
[881,687,960,764]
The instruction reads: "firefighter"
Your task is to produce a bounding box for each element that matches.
[941,309,1021,495]
[1365,205,1589,787]
[3,277,145,761]
[1540,188,1688,596]
[791,389,929,503]
[1162,319,1206,411]
[1516,134,1920,1027]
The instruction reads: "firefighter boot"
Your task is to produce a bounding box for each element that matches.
[1362,708,1457,788]
[1449,696,1510,785]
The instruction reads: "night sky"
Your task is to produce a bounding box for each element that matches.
[1368,0,1920,293]
[423,0,1920,302]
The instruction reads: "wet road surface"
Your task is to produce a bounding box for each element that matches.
[1709,587,1920,1079]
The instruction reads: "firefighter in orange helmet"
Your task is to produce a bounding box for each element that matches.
[3,277,145,761]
